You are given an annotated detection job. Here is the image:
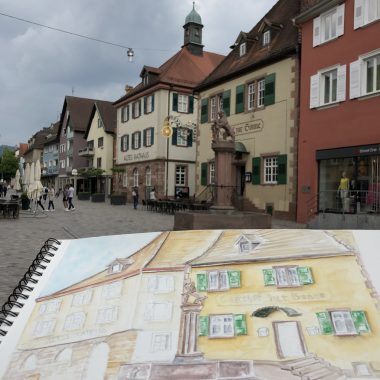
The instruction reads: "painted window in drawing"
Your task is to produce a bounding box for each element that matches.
[147,275,174,293]
[199,314,247,337]
[196,270,241,292]
[263,266,314,287]
[144,302,173,321]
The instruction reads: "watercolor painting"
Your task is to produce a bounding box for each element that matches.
[1,229,380,380]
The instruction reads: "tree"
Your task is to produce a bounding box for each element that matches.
[0,149,19,181]
[78,167,105,193]
[111,167,125,194]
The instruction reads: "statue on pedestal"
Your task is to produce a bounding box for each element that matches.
[211,111,235,143]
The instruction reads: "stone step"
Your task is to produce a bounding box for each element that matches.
[294,363,326,376]
[318,373,346,380]
[282,357,319,371]
[304,367,336,380]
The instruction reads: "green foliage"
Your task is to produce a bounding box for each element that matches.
[0,149,19,181]
[78,167,105,178]
[111,167,125,194]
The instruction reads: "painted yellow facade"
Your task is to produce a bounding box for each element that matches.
[197,57,298,218]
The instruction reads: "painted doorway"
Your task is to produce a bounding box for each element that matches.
[273,321,306,359]
[84,342,110,380]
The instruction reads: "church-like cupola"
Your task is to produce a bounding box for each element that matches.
[183,2,204,55]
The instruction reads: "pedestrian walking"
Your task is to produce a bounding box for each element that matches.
[63,185,69,210]
[132,187,139,210]
[0,183,3,198]
[3,182,7,198]
[36,189,46,211]
[67,184,75,211]
[47,185,55,211]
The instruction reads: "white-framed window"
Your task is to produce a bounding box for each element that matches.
[257,79,265,107]
[96,306,118,324]
[151,333,171,353]
[145,167,151,186]
[313,4,344,46]
[263,266,314,287]
[60,160,65,169]
[274,267,301,287]
[147,275,174,293]
[247,83,255,110]
[208,270,229,291]
[263,30,271,46]
[122,172,128,187]
[121,105,129,122]
[209,162,215,185]
[133,101,140,118]
[239,42,246,57]
[133,168,139,187]
[98,118,103,128]
[350,49,380,99]
[178,95,189,113]
[33,319,56,337]
[146,95,154,113]
[330,310,357,335]
[177,128,188,147]
[264,157,278,184]
[39,300,61,315]
[209,314,234,338]
[197,270,241,291]
[98,137,104,148]
[72,290,92,307]
[146,128,152,147]
[210,95,223,120]
[144,302,173,322]
[354,0,380,29]
[111,262,122,273]
[133,132,140,149]
[175,165,186,186]
[121,135,129,152]
[60,144,65,153]
[310,65,346,108]
[63,312,86,331]
[102,281,122,299]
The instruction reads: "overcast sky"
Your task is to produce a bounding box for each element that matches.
[0,0,278,146]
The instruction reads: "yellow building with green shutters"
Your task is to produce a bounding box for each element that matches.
[188,229,380,378]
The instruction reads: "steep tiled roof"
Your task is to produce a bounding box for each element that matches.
[197,0,300,91]
[85,100,116,138]
[24,127,52,155]
[114,47,224,105]
[18,143,28,156]
[44,121,60,145]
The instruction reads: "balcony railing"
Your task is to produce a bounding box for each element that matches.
[307,190,380,220]
[78,147,94,157]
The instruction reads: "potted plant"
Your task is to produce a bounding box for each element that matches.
[91,193,106,202]
[78,192,91,201]
[110,167,127,205]
[78,167,106,202]
[20,192,30,210]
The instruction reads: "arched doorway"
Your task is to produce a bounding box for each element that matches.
[83,342,110,380]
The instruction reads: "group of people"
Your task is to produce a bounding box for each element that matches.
[131,187,156,210]
[0,181,10,198]
[35,184,75,212]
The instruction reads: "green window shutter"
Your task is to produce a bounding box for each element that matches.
[150,127,154,145]
[234,314,247,335]
[171,127,178,145]
[263,269,276,285]
[131,133,135,149]
[126,135,129,151]
[138,100,141,116]
[197,273,208,291]
[222,90,231,116]
[143,129,147,147]
[277,154,287,185]
[201,162,208,186]
[264,73,276,106]
[316,312,334,335]
[227,271,241,288]
[151,95,155,112]
[189,96,194,113]
[173,93,178,112]
[187,129,193,147]
[144,97,147,114]
[252,157,261,185]
[235,84,245,114]
[297,267,314,285]
[199,316,209,336]
[138,131,142,148]
[201,98,208,123]
[351,311,370,333]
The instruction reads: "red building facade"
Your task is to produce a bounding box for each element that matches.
[296,0,380,223]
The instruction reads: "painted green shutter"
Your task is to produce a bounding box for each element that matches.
[197,273,208,291]
[236,84,245,114]
[201,98,208,123]
[234,314,247,335]
[351,311,370,333]
[227,271,241,288]
[222,90,231,116]
[144,97,147,114]
[201,163,208,186]
[297,267,314,285]
[187,129,193,147]
[199,316,209,336]
[150,127,154,145]
[173,93,178,112]
[263,269,276,285]
[277,154,287,185]
[151,95,155,112]
[316,312,334,335]
[252,157,261,185]
[264,73,276,106]
[189,96,194,113]
[143,129,147,147]
[172,127,178,145]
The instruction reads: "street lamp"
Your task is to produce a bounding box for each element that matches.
[127,48,134,63]
[72,168,78,197]
[161,117,173,198]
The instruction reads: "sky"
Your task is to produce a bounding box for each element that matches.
[0,0,278,147]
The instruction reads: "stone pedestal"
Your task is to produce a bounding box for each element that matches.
[212,141,235,210]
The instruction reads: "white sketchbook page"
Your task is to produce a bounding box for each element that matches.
[0,240,71,379]
[353,230,380,294]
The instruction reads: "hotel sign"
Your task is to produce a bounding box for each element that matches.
[232,119,264,136]
[123,151,150,162]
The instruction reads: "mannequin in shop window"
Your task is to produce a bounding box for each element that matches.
[338,171,350,211]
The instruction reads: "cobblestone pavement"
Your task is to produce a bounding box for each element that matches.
[0,194,304,306]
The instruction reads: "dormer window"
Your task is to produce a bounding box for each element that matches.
[111,263,122,273]
[239,42,247,57]
[107,258,133,275]
[235,234,261,253]
[263,30,271,46]
[143,75,149,86]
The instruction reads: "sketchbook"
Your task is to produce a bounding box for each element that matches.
[0,229,380,380]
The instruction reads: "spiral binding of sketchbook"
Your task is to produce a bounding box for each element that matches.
[0,238,61,337]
